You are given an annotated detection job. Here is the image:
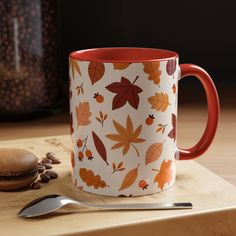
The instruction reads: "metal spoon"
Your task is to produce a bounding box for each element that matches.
[18,194,193,218]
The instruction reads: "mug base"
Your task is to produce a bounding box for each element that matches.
[71,175,175,197]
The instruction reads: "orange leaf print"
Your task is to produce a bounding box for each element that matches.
[88,62,105,85]
[119,163,140,191]
[148,92,170,112]
[153,160,173,190]
[143,62,161,86]
[113,62,130,70]
[145,142,164,165]
[106,116,145,156]
[69,58,81,79]
[79,168,108,189]
[76,102,92,127]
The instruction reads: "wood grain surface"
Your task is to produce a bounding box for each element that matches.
[0,135,236,235]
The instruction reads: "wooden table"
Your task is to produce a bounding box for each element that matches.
[1,135,236,236]
[0,106,236,235]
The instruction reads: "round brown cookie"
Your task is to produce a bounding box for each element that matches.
[0,148,38,191]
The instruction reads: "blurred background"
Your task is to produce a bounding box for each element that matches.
[0,0,235,135]
[59,0,235,107]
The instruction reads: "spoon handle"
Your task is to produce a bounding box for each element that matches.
[78,202,193,210]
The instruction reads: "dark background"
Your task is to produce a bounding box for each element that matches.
[58,0,236,106]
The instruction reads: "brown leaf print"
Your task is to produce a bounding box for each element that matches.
[88,62,105,85]
[79,168,109,189]
[145,142,164,165]
[92,131,109,165]
[153,160,173,190]
[76,83,84,96]
[70,113,74,134]
[166,59,177,76]
[106,76,143,110]
[96,110,108,127]
[113,62,130,70]
[76,102,92,127]
[69,58,81,79]
[112,161,125,174]
[106,116,145,156]
[168,113,176,141]
[156,124,168,134]
[119,163,140,191]
[148,92,170,112]
[143,62,162,86]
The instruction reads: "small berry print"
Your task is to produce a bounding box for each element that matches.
[94,93,104,103]
[139,180,148,190]
[145,114,155,125]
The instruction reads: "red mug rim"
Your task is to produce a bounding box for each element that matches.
[69,47,179,63]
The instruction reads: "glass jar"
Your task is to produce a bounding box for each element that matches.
[0,0,61,119]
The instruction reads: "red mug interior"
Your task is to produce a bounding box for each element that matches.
[70,47,178,63]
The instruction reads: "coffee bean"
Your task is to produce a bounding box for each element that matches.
[42,163,52,169]
[31,181,41,189]
[42,158,52,164]
[46,152,55,159]
[37,164,46,173]
[45,170,58,179]
[46,152,61,164]
[40,173,50,183]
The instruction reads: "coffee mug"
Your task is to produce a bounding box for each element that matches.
[69,48,219,197]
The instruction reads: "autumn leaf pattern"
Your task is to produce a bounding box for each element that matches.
[153,160,173,190]
[70,58,178,195]
[92,131,109,165]
[96,110,107,127]
[76,102,92,127]
[112,162,125,174]
[156,124,168,134]
[88,62,105,85]
[69,58,81,79]
[119,164,140,191]
[168,113,176,141]
[143,62,161,86]
[106,76,143,110]
[145,142,164,165]
[166,59,177,76]
[148,92,170,112]
[79,168,109,189]
[113,62,131,70]
[70,113,74,134]
[106,116,145,156]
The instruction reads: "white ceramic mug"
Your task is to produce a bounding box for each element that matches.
[69,48,219,196]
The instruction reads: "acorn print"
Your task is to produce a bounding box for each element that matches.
[139,180,149,190]
[94,92,104,103]
[146,114,155,125]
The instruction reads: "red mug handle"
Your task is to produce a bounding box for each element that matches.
[177,64,220,160]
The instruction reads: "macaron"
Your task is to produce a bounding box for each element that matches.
[0,148,38,191]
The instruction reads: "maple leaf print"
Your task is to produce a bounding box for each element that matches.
[106,116,145,156]
[106,76,143,110]
[153,160,173,190]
